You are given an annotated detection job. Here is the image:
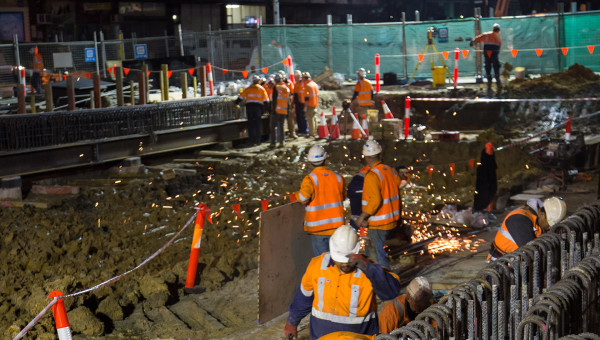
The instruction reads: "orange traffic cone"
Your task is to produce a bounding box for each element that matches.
[351,113,361,139]
[318,112,330,138]
[361,114,369,139]
[329,106,340,139]
[381,100,394,119]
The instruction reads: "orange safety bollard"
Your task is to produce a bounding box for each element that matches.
[317,112,330,138]
[404,96,411,139]
[329,106,339,139]
[361,114,369,139]
[381,100,394,119]
[48,291,72,340]
[185,204,211,291]
[351,113,361,140]
[206,63,214,96]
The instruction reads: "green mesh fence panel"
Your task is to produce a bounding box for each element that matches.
[260,11,600,81]
[562,12,600,72]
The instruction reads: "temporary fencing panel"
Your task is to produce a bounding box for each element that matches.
[562,12,600,71]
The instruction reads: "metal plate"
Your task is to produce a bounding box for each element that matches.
[258,202,311,325]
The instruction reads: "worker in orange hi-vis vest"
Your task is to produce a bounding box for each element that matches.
[270,73,290,148]
[379,276,434,333]
[296,145,346,256]
[293,70,308,136]
[471,23,502,95]
[31,46,44,94]
[355,140,402,269]
[279,70,297,139]
[302,72,319,138]
[236,75,270,145]
[351,68,374,119]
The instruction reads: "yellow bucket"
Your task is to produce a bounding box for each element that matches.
[514,67,525,79]
[432,66,446,86]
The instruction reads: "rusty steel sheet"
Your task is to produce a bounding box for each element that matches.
[258,202,312,325]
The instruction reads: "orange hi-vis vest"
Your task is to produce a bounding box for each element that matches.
[287,81,294,95]
[275,82,291,115]
[474,31,502,47]
[378,295,412,333]
[362,163,401,228]
[305,80,319,108]
[295,79,306,104]
[33,50,44,71]
[300,168,345,234]
[492,208,540,255]
[300,253,380,328]
[355,79,374,106]
[240,84,269,105]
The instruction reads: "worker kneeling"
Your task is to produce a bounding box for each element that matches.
[285,225,401,339]
[378,276,434,333]
[488,197,567,261]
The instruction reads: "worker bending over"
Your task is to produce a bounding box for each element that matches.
[378,276,434,333]
[355,141,402,269]
[297,145,346,256]
[284,225,401,339]
[471,23,502,95]
[236,75,270,145]
[488,197,566,261]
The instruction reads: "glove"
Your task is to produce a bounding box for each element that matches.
[284,323,297,339]
[348,253,368,272]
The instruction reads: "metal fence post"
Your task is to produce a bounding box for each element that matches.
[327,14,332,71]
[208,25,214,78]
[13,34,21,84]
[100,31,107,78]
[178,24,184,56]
[347,14,354,79]
[93,31,100,76]
[164,29,170,58]
[116,67,124,106]
[402,12,407,79]
[474,7,482,82]
[258,27,262,70]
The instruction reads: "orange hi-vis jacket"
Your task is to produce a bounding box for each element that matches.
[240,84,269,105]
[304,80,319,108]
[275,82,291,115]
[298,167,346,235]
[378,294,412,333]
[491,207,541,257]
[287,80,294,95]
[295,79,306,104]
[474,31,502,47]
[354,79,374,106]
[362,162,401,230]
[319,331,375,340]
[33,50,44,71]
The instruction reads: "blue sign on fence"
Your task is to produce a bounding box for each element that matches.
[437,27,449,43]
[85,48,96,62]
[134,44,148,60]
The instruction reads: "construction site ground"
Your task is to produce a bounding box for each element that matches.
[1,65,600,339]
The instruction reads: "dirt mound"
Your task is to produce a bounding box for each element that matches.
[508,63,600,98]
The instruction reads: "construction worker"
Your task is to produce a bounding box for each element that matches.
[297,145,346,256]
[303,72,319,138]
[378,276,434,333]
[347,166,370,221]
[284,225,401,339]
[355,140,402,269]
[351,68,374,118]
[293,69,308,136]
[31,47,44,94]
[281,71,298,139]
[488,197,567,261]
[470,23,502,95]
[236,75,270,145]
[270,73,290,148]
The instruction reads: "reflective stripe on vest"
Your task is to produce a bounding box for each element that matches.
[318,277,326,311]
[349,285,360,317]
[301,284,313,297]
[275,84,290,114]
[312,308,377,325]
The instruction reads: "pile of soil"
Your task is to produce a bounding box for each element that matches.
[508,63,600,98]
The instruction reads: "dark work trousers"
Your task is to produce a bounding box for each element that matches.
[269,113,286,144]
[295,99,307,135]
[483,44,501,88]
[245,103,263,144]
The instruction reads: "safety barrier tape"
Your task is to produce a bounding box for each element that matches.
[410,97,600,102]
[12,211,198,340]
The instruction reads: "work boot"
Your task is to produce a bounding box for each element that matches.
[278,142,284,148]
[289,132,298,139]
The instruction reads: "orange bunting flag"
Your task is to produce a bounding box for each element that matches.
[588,45,595,54]
[561,47,569,56]
[242,70,249,78]
[261,199,269,211]
[147,71,151,76]
[262,67,269,74]
[442,51,449,60]
[449,163,455,177]
[427,166,434,178]
[486,50,492,58]
[188,68,195,76]
[231,204,242,219]
[417,54,425,63]
[167,70,173,78]
[107,67,113,74]
[282,58,289,66]
[289,193,296,203]
[469,159,475,170]
[511,49,518,58]
[86,73,91,79]
[123,68,130,76]
[462,50,469,58]
[222,69,228,75]
[535,49,543,57]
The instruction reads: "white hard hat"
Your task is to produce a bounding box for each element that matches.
[252,75,261,84]
[492,23,501,30]
[544,197,567,227]
[307,145,327,165]
[527,198,544,214]
[362,140,382,156]
[357,68,366,77]
[294,70,302,77]
[329,225,360,263]
[407,276,432,300]
[302,72,311,79]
